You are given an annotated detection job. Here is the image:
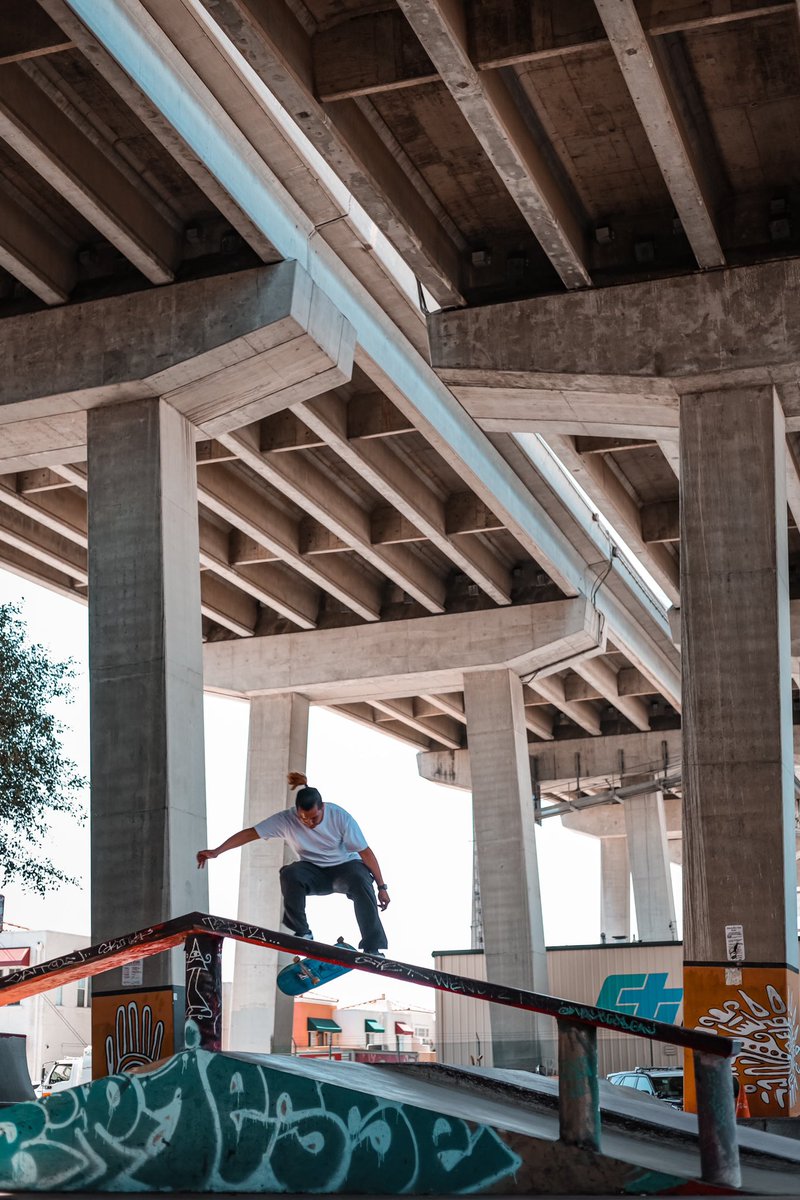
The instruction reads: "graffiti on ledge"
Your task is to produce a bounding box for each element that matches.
[0,1048,522,1194]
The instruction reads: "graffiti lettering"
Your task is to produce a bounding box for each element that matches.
[558,1003,657,1037]
[0,1051,522,1194]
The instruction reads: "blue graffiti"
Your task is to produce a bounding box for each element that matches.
[596,973,683,1023]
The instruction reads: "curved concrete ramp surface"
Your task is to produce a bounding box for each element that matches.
[0,1048,794,1194]
[0,1034,34,1105]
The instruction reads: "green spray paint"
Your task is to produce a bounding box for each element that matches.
[0,1049,521,1193]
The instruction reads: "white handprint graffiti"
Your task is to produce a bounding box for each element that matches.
[105,1000,165,1075]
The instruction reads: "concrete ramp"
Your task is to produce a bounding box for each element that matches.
[0,1048,796,1193]
[0,1033,34,1106]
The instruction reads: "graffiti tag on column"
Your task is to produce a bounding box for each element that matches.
[695,985,800,1110]
[185,937,214,1020]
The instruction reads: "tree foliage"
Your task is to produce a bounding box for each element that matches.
[0,603,85,893]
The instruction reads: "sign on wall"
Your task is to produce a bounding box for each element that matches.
[92,987,176,1079]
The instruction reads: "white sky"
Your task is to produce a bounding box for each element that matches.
[0,566,680,1007]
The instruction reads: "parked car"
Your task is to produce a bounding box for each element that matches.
[606,1066,683,1108]
[35,1046,92,1098]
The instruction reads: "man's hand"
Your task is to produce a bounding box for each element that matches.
[287,771,308,790]
[377,886,390,912]
[196,848,218,869]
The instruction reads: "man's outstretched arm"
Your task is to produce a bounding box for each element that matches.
[197,827,259,868]
[359,847,391,910]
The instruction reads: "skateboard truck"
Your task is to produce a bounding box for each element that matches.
[293,958,321,985]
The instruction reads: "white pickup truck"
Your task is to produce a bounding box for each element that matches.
[36,1046,92,1097]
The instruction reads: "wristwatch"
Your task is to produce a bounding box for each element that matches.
[376,882,388,890]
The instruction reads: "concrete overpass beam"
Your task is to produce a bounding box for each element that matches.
[463,668,551,1069]
[87,397,208,996]
[231,694,308,1054]
[417,728,686,793]
[681,384,798,1117]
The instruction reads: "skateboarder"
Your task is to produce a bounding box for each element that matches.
[196,772,390,955]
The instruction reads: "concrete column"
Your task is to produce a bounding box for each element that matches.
[681,385,798,1118]
[625,779,677,942]
[600,836,630,942]
[230,693,309,1053]
[463,668,551,1069]
[88,398,208,993]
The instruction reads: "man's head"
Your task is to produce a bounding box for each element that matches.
[295,785,324,828]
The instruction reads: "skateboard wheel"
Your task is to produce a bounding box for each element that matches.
[293,956,301,964]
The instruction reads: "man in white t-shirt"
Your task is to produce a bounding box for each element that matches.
[196,772,389,955]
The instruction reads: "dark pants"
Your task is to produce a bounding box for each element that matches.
[279,859,387,952]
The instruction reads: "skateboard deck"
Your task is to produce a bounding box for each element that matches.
[276,936,355,996]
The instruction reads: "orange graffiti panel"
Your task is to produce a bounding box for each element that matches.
[683,966,800,1118]
[92,988,176,1080]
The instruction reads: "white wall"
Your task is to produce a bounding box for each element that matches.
[335,999,435,1054]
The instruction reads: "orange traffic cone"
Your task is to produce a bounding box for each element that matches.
[735,1082,751,1119]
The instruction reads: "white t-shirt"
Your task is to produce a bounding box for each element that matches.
[254,804,368,867]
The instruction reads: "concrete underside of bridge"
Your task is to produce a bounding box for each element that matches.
[1,0,800,1128]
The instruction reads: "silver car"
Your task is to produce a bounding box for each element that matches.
[606,1066,683,1108]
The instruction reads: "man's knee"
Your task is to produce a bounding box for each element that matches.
[280,862,306,890]
[346,864,376,896]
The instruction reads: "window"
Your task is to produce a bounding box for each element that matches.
[414,1027,429,1039]
[76,979,90,1008]
[54,987,63,1007]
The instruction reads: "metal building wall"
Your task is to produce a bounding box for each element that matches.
[433,942,684,1076]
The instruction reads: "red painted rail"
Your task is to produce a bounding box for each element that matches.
[0,910,742,1189]
[0,909,735,1058]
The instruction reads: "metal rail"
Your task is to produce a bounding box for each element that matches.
[0,911,741,1188]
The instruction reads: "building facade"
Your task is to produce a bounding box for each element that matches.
[0,930,91,1083]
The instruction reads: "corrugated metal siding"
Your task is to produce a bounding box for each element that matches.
[550,943,683,1076]
[434,943,683,1076]
[434,952,492,1068]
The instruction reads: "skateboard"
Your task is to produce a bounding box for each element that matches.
[276,936,355,996]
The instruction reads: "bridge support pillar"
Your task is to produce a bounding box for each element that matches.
[230,693,308,1053]
[87,398,208,1015]
[680,384,799,1117]
[463,668,552,1069]
[625,778,676,942]
[600,835,630,943]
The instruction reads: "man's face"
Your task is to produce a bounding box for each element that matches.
[296,802,324,830]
